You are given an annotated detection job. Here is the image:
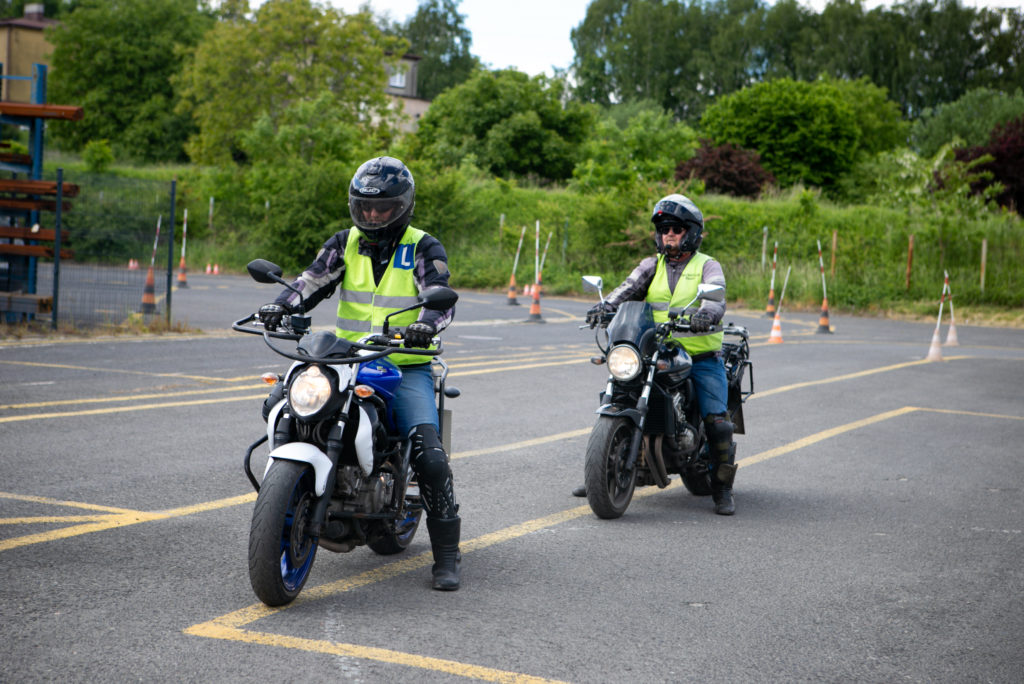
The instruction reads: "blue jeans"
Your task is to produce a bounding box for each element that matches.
[690,355,728,418]
[391,363,438,437]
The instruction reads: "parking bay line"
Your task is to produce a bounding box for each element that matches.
[180,404,1023,681]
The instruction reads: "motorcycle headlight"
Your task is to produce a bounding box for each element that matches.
[606,344,642,381]
[289,365,333,417]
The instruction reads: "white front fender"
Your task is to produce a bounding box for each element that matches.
[264,442,333,496]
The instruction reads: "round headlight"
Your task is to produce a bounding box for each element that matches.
[289,365,333,417]
[606,345,642,381]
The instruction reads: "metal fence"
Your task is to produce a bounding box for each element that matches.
[5,174,180,328]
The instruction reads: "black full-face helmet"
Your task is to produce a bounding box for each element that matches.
[348,156,415,243]
[651,193,704,256]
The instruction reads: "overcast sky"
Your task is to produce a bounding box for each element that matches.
[327,0,1024,78]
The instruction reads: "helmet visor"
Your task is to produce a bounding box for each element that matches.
[350,195,411,230]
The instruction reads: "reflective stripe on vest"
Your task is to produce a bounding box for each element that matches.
[645,252,723,356]
[336,227,436,366]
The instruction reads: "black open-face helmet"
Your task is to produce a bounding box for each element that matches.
[348,156,415,243]
[651,193,704,256]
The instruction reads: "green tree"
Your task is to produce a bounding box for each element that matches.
[700,77,861,187]
[911,87,1024,158]
[572,104,697,192]
[238,92,377,267]
[175,0,406,165]
[411,69,596,182]
[401,0,479,100]
[45,0,213,161]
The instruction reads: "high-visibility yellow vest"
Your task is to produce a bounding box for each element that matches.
[645,252,723,356]
[336,227,436,366]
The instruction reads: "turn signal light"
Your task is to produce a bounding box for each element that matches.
[261,373,279,385]
[354,385,376,398]
[590,356,606,365]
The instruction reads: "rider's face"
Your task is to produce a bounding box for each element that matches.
[366,205,395,222]
[660,226,687,250]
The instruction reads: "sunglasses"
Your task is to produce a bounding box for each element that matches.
[656,223,687,235]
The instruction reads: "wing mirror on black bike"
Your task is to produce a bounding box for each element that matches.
[582,275,604,301]
[695,283,725,302]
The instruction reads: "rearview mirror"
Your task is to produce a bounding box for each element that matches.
[247,259,283,284]
[418,286,459,311]
[581,275,603,293]
[696,283,725,302]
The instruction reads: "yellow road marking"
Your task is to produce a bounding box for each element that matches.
[0,358,227,382]
[0,393,268,424]
[0,383,265,410]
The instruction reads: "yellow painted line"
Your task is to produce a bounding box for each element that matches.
[0,393,268,424]
[0,491,147,514]
[0,383,265,410]
[914,406,1024,421]
[738,406,920,468]
[0,492,258,553]
[186,623,567,684]
[449,358,591,378]
[0,515,117,524]
[189,404,986,680]
[749,357,971,400]
[453,428,591,459]
[0,359,229,382]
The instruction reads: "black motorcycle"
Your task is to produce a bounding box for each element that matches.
[233,259,459,605]
[580,275,753,519]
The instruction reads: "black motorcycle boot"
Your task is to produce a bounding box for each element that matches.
[706,414,737,516]
[426,516,461,591]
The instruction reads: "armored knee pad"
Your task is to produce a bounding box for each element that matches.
[411,424,458,519]
[705,413,737,486]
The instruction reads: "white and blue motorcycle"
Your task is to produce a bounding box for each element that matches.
[233,259,459,606]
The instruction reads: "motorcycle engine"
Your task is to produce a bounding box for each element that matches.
[334,465,393,514]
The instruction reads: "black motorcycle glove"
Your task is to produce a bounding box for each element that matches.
[586,301,617,328]
[404,321,436,348]
[689,309,714,333]
[258,303,291,331]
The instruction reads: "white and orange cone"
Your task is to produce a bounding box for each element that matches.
[925,326,943,361]
[768,312,784,344]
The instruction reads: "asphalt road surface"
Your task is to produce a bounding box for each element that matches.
[2,273,1022,683]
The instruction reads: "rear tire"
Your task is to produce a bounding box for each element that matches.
[584,416,637,519]
[248,460,318,606]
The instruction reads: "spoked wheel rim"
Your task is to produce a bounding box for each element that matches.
[603,421,636,508]
[280,472,317,592]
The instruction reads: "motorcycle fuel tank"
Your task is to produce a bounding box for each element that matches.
[356,358,403,402]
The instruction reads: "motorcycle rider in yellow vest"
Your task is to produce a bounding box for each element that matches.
[573,194,738,515]
[258,157,463,589]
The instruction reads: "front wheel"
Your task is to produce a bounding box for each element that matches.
[584,416,638,519]
[249,460,319,606]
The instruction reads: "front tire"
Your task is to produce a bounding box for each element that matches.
[584,416,637,519]
[249,460,318,606]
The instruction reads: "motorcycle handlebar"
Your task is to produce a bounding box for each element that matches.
[233,313,443,364]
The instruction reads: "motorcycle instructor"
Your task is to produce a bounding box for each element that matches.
[573,193,738,515]
[257,156,463,589]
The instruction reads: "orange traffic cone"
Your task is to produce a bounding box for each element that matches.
[177,255,188,289]
[213,264,220,275]
[524,281,545,323]
[764,287,776,317]
[944,319,959,346]
[507,273,519,305]
[205,263,212,274]
[767,312,784,344]
[140,265,157,314]
[925,326,943,361]
[815,296,832,334]
[128,258,138,270]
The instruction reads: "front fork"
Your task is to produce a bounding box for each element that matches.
[611,351,659,474]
